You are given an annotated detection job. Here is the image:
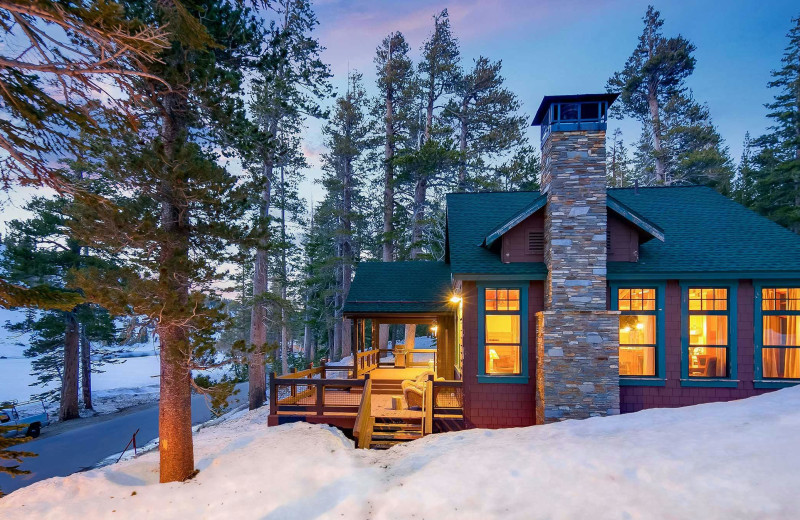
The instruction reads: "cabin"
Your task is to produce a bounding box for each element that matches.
[268,93,800,448]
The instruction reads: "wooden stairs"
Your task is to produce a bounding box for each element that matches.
[367,416,423,449]
[370,378,404,395]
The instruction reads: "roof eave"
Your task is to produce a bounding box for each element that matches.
[607,195,665,242]
[482,194,547,248]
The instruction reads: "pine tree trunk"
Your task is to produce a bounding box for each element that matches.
[249,162,272,410]
[80,326,92,410]
[342,319,352,359]
[279,164,289,375]
[457,99,468,191]
[59,312,80,421]
[158,91,195,483]
[411,176,427,258]
[647,84,666,184]
[158,323,194,483]
[303,288,313,362]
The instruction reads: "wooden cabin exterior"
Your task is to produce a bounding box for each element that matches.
[267,93,800,445]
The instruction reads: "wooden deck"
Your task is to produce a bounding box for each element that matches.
[267,364,465,441]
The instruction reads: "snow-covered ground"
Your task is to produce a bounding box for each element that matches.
[3,386,799,518]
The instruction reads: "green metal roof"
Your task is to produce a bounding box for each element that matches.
[343,261,454,315]
[445,191,547,278]
[608,186,800,277]
[446,186,800,279]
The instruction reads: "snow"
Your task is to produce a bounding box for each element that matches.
[3,386,800,519]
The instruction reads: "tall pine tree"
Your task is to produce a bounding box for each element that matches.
[71,0,263,483]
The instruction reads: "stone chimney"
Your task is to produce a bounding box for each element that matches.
[532,94,621,422]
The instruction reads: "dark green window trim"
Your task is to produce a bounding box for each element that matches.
[753,281,800,387]
[680,281,738,387]
[476,281,529,384]
[611,282,666,385]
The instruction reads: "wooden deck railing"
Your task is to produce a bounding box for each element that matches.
[269,372,365,416]
[423,377,433,435]
[431,380,464,416]
[353,377,374,449]
[354,348,379,378]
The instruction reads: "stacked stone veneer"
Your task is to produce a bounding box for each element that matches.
[537,128,620,422]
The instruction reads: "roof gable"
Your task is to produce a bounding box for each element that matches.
[445,186,800,278]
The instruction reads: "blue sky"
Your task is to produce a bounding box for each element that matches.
[2,1,797,229]
[295,0,798,202]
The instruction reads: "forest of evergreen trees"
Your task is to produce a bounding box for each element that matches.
[0,0,798,488]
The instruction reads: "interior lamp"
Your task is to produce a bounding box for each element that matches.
[489,348,500,372]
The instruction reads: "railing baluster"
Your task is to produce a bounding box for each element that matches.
[316,381,324,415]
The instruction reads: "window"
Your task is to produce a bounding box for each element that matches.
[759,287,800,380]
[485,289,520,374]
[614,287,663,380]
[686,287,731,379]
[478,284,528,383]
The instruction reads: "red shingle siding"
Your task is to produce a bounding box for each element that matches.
[501,212,545,263]
[461,280,543,428]
[619,280,772,413]
[607,211,639,262]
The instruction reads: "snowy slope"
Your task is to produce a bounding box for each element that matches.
[3,387,800,519]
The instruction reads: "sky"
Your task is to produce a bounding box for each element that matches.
[295,0,799,204]
[1,0,797,230]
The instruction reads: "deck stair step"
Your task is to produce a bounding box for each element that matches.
[370,379,405,395]
[368,415,423,449]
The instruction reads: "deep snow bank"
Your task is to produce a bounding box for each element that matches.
[3,387,800,519]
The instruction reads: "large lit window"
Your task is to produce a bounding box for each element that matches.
[687,288,729,378]
[759,288,800,380]
[478,284,528,383]
[484,289,521,375]
[617,288,657,376]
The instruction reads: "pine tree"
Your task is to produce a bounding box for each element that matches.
[71,0,263,483]
[1,195,117,419]
[744,16,800,233]
[0,0,167,190]
[321,71,369,360]
[409,9,459,258]
[444,56,528,192]
[246,0,331,403]
[374,31,415,349]
[607,129,635,187]
[661,94,734,192]
[607,5,695,184]
[0,417,36,496]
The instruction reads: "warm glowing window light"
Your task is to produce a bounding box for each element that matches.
[484,288,521,375]
[687,287,729,378]
[761,288,800,379]
[617,288,657,377]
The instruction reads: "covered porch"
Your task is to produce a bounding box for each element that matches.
[267,261,465,447]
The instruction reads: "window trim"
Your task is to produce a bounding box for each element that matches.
[611,282,666,386]
[754,281,800,388]
[477,282,529,384]
[680,281,739,388]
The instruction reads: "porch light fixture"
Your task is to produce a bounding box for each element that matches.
[431,325,438,333]
[449,295,462,304]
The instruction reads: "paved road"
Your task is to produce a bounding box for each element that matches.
[0,383,249,495]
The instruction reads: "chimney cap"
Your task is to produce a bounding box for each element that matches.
[532,93,619,126]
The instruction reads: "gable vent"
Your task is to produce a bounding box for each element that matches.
[528,231,545,254]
